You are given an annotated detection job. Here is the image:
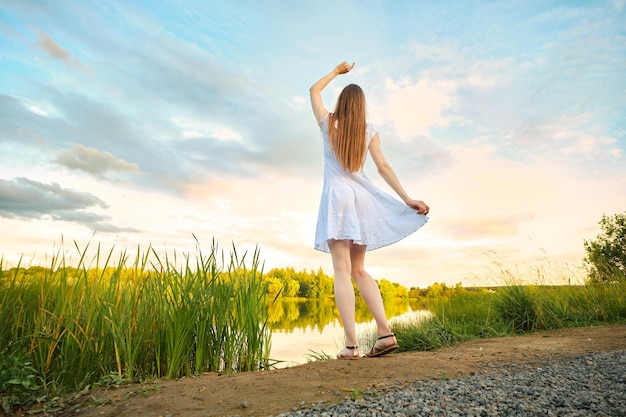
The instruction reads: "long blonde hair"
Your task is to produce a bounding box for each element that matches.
[328,84,367,173]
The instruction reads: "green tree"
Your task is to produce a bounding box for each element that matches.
[393,283,408,298]
[408,287,427,298]
[454,282,466,294]
[282,279,300,297]
[303,268,333,298]
[264,277,282,297]
[264,268,301,297]
[377,279,397,300]
[584,212,626,284]
[426,282,447,298]
[374,279,408,300]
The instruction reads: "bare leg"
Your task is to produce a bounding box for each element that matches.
[350,244,398,353]
[328,239,359,358]
[349,244,391,336]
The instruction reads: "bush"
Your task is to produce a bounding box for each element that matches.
[493,285,545,332]
[0,354,41,394]
[392,317,461,352]
[584,212,626,284]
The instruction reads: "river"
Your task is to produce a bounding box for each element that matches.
[266,297,430,367]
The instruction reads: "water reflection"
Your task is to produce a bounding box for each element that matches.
[267,298,430,367]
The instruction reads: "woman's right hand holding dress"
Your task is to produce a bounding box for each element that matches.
[406,199,429,215]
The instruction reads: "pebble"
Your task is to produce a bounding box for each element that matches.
[271,350,626,417]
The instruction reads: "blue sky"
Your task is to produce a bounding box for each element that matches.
[1,0,625,288]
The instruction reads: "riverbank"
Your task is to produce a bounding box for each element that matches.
[45,323,626,417]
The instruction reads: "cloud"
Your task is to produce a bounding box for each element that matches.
[508,114,623,170]
[33,28,90,71]
[1,88,191,191]
[385,77,457,137]
[18,127,45,144]
[0,177,137,233]
[2,2,333,191]
[610,0,626,12]
[0,177,107,216]
[367,122,454,178]
[171,117,243,142]
[55,144,139,180]
[365,40,517,144]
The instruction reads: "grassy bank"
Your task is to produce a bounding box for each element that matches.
[386,279,626,353]
[0,240,271,413]
[2,241,626,415]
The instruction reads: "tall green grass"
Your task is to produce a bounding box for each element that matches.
[489,255,626,332]
[387,291,507,353]
[381,259,626,354]
[492,281,626,332]
[0,239,272,398]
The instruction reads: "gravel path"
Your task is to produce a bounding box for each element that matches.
[271,350,626,417]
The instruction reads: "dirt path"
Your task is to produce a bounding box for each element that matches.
[53,324,626,417]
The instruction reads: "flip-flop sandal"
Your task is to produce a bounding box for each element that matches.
[365,334,399,358]
[336,345,361,360]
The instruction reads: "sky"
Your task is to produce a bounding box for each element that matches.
[0,1,625,289]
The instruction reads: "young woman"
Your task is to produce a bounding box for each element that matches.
[310,61,429,359]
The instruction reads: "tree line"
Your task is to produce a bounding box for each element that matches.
[262,266,413,299]
[261,266,482,300]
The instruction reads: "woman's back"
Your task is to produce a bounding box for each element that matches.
[327,83,368,173]
[320,113,376,184]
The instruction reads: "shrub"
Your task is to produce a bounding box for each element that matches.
[584,212,626,284]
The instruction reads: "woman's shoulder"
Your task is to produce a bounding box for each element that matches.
[366,122,378,139]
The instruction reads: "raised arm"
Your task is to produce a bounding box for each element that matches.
[368,134,430,215]
[309,61,355,127]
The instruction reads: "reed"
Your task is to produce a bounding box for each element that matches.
[429,291,508,338]
[489,258,626,332]
[0,239,271,397]
[383,265,626,353]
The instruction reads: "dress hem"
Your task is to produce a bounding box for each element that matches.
[313,216,428,253]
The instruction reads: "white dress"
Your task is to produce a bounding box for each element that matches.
[314,113,428,253]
